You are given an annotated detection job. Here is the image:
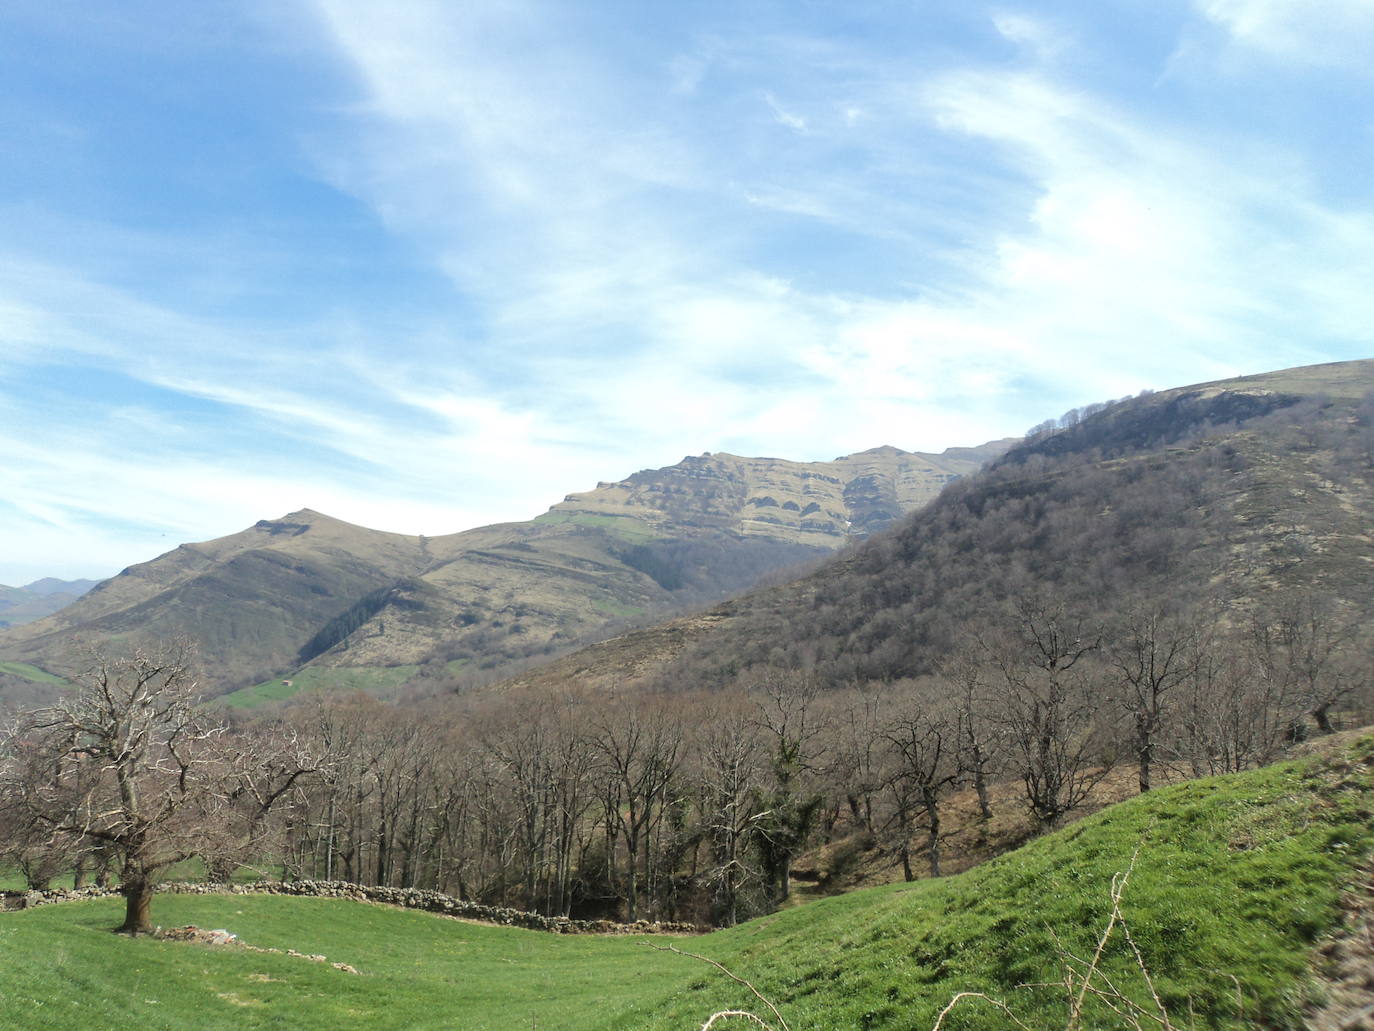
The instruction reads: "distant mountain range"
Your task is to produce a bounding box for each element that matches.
[0,578,100,629]
[0,441,1011,698]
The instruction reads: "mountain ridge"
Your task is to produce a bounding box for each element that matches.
[0,441,1011,697]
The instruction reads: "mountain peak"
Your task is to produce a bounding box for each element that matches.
[253,509,361,535]
[842,445,910,459]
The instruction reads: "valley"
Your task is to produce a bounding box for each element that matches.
[4,359,1374,1031]
[8,6,1370,1028]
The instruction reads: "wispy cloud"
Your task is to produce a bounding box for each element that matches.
[304,1,1374,415]
[1,0,1371,582]
[764,91,810,133]
[1195,0,1374,70]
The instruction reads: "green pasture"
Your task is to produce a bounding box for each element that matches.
[3,735,1371,1030]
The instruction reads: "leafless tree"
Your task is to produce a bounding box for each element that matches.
[592,695,683,921]
[824,684,889,838]
[1250,594,1360,736]
[751,671,828,903]
[939,647,1003,822]
[693,700,764,927]
[1108,607,1203,793]
[202,721,318,882]
[986,601,1115,827]
[0,641,311,934]
[1169,635,1303,775]
[881,685,958,879]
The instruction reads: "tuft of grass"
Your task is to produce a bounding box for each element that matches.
[219,665,420,709]
[2,736,1371,1030]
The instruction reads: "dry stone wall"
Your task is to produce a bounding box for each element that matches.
[0,880,701,935]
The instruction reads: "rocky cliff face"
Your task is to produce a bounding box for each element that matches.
[0,441,1012,695]
[549,442,1011,544]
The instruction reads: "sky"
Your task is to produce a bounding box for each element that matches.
[2,0,1373,585]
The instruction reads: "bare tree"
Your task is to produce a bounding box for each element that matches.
[751,671,827,904]
[881,685,957,879]
[1250,594,1360,736]
[694,700,764,927]
[986,601,1115,828]
[202,721,318,883]
[824,684,889,838]
[1170,634,1303,775]
[1109,607,1202,793]
[939,647,1003,822]
[0,641,308,934]
[543,693,601,918]
[0,748,81,889]
[592,696,682,921]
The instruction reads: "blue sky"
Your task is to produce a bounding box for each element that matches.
[2,0,1373,584]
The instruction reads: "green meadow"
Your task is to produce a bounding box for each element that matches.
[3,736,1371,1031]
[221,664,423,709]
[0,661,67,685]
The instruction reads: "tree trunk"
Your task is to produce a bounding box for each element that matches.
[120,875,155,935]
[375,816,388,886]
[923,789,942,878]
[971,744,993,821]
[1137,717,1153,794]
[624,844,639,921]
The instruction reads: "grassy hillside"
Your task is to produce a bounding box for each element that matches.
[4,734,1370,1031]
[0,511,433,693]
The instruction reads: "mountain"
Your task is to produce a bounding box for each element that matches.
[496,358,1374,695]
[0,578,100,629]
[0,442,1010,696]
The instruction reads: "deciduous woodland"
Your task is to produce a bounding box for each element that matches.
[4,589,1369,930]
[216,594,1374,924]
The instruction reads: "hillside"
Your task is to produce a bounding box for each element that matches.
[0,443,1008,697]
[2,732,1370,1030]
[504,358,1374,694]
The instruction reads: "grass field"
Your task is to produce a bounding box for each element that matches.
[0,661,67,685]
[220,664,422,709]
[3,735,1371,1031]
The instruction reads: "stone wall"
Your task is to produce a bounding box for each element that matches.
[0,880,702,935]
